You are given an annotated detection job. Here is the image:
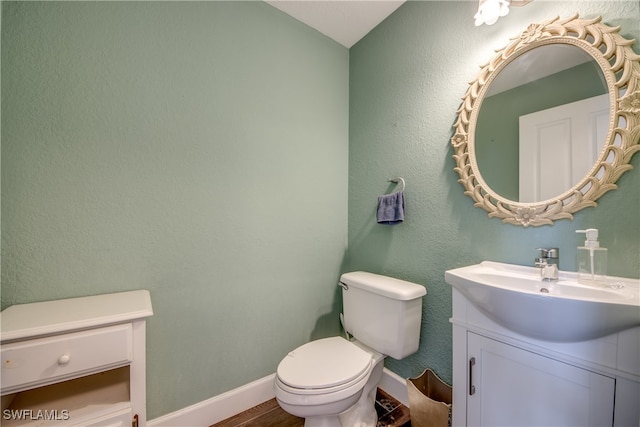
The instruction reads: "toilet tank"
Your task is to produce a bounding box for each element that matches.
[340,271,426,359]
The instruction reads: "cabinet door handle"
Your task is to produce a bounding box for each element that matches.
[469,357,476,395]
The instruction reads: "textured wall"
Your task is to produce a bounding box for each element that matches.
[348,1,640,383]
[1,2,348,419]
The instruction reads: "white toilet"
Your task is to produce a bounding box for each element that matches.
[274,271,427,427]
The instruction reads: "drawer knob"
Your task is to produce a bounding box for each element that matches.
[58,354,71,365]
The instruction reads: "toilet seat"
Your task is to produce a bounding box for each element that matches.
[276,337,372,395]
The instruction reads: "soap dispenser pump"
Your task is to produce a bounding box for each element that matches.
[576,228,608,285]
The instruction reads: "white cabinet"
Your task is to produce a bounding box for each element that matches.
[452,288,640,427]
[1,291,153,427]
[467,332,615,426]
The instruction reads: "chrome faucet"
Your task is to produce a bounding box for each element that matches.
[535,248,559,281]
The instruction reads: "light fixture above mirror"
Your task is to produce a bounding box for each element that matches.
[474,0,532,26]
[451,15,640,227]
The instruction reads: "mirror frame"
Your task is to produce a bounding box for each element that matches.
[451,14,640,226]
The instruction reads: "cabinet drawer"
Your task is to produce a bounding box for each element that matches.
[79,405,133,427]
[1,324,132,393]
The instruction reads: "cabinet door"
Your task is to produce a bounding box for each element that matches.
[467,333,615,427]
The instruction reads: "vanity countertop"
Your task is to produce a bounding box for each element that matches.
[1,290,153,342]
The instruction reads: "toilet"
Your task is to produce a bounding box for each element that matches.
[274,271,427,427]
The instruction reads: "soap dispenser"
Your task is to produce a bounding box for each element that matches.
[576,228,608,285]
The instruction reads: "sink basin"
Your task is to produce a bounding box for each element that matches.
[445,261,640,342]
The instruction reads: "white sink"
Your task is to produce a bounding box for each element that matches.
[445,261,640,342]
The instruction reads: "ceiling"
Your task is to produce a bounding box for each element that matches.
[265,1,406,48]
[266,1,589,94]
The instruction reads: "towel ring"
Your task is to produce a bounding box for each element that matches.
[388,177,406,192]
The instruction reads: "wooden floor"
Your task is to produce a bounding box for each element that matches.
[212,388,411,427]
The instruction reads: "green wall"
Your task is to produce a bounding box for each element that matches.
[348,1,640,383]
[1,1,348,419]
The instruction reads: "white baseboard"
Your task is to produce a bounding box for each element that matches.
[147,374,276,427]
[378,367,409,407]
[148,368,407,426]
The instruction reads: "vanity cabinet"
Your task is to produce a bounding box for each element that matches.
[452,288,640,427]
[466,332,615,426]
[1,290,153,427]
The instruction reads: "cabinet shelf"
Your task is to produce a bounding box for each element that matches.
[2,367,130,426]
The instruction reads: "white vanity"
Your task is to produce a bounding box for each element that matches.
[447,262,640,427]
[1,290,153,426]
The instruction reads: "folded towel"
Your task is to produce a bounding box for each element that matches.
[377,191,405,225]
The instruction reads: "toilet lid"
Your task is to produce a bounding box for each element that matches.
[277,337,372,390]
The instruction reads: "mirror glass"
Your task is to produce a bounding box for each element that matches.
[475,44,608,202]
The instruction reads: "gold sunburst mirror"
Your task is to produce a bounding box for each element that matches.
[451,15,640,226]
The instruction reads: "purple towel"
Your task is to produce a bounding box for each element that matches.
[377,191,405,225]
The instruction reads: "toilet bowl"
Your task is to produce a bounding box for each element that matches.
[274,271,427,427]
[274,336,384,427]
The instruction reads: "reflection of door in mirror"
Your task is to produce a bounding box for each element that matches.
[519,94,609,202]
